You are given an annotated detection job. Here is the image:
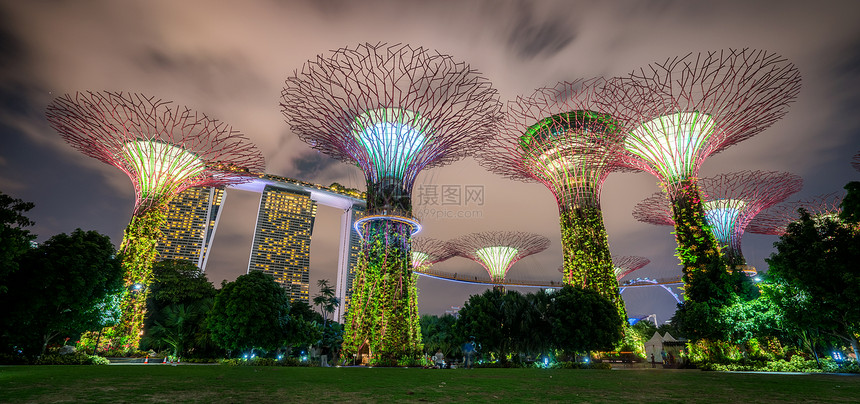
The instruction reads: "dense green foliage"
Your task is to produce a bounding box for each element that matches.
[670,179,724,297]
[840,181,860,224]
[112,208,166,350]
[559,206,626,319]
[455,287,621,363]
[0,191,36,294]
[206,271,291,354]
[0,229,123,356]
[342,220,421,365]
[142,260,218,358]
[420,314,458,357]
[765,209,860,359]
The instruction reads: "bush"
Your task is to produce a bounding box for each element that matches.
[0,352,30,365]
[219,357,311,367]
[35,352,110,365]
[183,358,219,363]
[697,356,860,373]
[474,361,530,369]
[551,361,612,370]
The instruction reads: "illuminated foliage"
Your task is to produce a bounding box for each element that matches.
[607,49,800,293]
[477,79,630,312]
[282,43,501,363]
[559,206,626,319]
[450,231,549,283]
[341,221,422,364]
[47,91,265,349]
[634,171,802,266]
[606,49,801,196]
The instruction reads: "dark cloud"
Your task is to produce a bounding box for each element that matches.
[289,150,345,182]
[506,1,575,60]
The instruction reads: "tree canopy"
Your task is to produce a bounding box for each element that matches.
[205,271,291,353]
[765,209,860,359]
[0,229,123,355]
[0,191,36,294]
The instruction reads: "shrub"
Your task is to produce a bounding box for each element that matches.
[551,361,612,370]
[35,352,110,365]
[219,357,311,367]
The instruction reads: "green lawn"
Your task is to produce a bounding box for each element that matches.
[1,365,858,403]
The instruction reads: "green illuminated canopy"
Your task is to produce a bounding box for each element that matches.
[626,111,715,184]
[120,140,206,202]
[475,246,519,282]
[352,107,431,182]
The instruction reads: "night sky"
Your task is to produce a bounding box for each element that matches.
[1,0,859,324]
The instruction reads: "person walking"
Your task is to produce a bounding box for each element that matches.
[462,337,478,369]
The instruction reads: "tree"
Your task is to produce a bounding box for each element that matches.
[205,271,291,354]
[312,279,339,332]
[0,191,36,294]
[766,209,860,360]
[143,260,217,356]
[840,181,860,224]
[455,289,509,361]
[420,314,458,357]
[546,286,623,358]
[0,229,123,355]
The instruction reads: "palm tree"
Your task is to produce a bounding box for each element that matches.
[312,279,340,333]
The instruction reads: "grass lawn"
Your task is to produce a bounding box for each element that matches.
[2,365,859,403]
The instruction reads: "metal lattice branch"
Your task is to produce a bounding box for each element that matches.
[281,43,502,194]
[46,91,265,216]
[605,49,802,195]
[478,78,632,209]
[449,231,550,282]
[747,192,845,235]
[411,237,454,269]
[634,170,803,257]
[853,150,860,172]
[613,256,651,281]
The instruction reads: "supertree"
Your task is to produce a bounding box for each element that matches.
[411,237,455,271]
[477,78,630,316]
[449,231,549,291]
[747,193,845,236]
[281,43,501,362]
[633,171,802,272]
[606,49,801,292]
[46,91,264,349]
[852,151,860,172]
[613,256,651,282]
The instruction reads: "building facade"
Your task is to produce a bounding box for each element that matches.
[248,185,318,302]
[155,186,224,269]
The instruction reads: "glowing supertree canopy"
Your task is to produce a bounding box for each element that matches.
[411,237,454,270]
[450,231,549,283]
[748,193,845,236]
[281,43,501,363]
[633,170,803,266]
[853,151,860,172]
[47,91,265,216]
[606,49,801,289]
[613,256,651,281]
[47,91,264,349]
[477,78,629,317]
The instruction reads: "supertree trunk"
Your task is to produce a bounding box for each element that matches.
[669,179,721,300]
[559,204,626,320]
[342,219,420,364]
[342,181,421,364]
[113,207,166,350]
